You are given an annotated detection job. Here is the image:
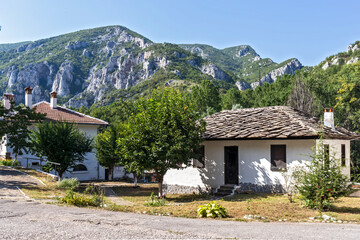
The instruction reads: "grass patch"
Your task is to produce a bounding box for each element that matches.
[13,175,360,223]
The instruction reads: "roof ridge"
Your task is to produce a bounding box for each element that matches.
[58,105,109,125]
[33,101,109,125]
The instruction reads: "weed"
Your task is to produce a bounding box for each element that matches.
[56,178,80,191]
[145,192,166,207]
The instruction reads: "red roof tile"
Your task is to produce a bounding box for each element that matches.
[33,102,108,125]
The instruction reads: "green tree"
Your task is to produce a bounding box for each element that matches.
[3,101,45,162]
[117,123,147,187]
[95,125,121,180]
[293,137,352,215]
[189,80,221,115]
[221,88,243,110]
[119,88,206,197]
[30,122,93,178]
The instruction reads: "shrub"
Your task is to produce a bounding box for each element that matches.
[59,190,103,207]
[293,139,353,213]
[0,159,18,166]
[144,192,165,207]
[197,201,229,218]
[56,178,80,191]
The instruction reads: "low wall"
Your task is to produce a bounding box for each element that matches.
[163,184,212,195]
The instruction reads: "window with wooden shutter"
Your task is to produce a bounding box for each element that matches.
[271,145,286,171]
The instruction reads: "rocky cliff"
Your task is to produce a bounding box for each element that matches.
[248,59,302,89]
[0,26,238,107]
[0,25,304,108]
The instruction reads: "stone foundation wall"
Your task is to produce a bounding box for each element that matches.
[163,184,212,195]
[235,183,285,193]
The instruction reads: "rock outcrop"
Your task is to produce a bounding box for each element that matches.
[235,80,251,91]
[347,43,359,53]
[200,64,232,82]
[249,59,302,89]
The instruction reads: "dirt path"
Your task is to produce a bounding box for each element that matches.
[0,166,41,200]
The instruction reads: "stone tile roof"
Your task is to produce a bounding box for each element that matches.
[33,102,108,125]
[203,106,359,140]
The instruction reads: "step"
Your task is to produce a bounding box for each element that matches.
[220,186,234,190]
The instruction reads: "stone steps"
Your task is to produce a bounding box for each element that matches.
[214,185,236,197]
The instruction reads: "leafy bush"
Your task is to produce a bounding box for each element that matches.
[144,192,165,207]
[84,183,104,196]
[197,201,229,218]
[56,178,80,191]
[293,140,353,213]
[0,159,17,166]
[41,163,53,173]
[59,190,103,207]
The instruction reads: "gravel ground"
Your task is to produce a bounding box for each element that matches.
[1,166,360,239]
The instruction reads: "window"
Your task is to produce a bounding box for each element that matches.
[324,144,330,167]
[271,145,286,171]
[73,164,87,172]
[341,144,346,166]
[193,145,205,168]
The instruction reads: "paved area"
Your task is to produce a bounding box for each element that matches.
[0,166,41,200]
[1,166,360,239]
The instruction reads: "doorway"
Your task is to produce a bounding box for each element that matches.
[224,146,239,185]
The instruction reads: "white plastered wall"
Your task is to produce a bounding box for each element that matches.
[164,139,316,189]
[164,138,352,190]
[320,139,351,178]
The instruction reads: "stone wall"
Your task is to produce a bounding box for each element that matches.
[235,183,285,193]
[163,184,212,195]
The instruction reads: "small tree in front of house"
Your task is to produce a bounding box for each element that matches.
[30,121,93,178]
[95,125,122,180]
[293,137,353,215]
[4,102,45,162]
[119,88,206,197]
[117,123,148,188]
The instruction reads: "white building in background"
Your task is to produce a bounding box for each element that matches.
[163,106,359,194]
[0,87,125,181]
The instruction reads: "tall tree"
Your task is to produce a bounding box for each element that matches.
[189,80,221,115]
[30,122,93,178]
[119,88,206,197]
[221,88,243,110]
[95,125,121,180]
[287,75,315,114]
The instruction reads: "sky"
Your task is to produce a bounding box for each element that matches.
[0,0,359,66]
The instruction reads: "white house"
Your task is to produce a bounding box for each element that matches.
[163,106,359,194]
[0,87,126,181]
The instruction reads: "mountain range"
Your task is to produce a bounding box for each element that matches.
[0,25,303,108]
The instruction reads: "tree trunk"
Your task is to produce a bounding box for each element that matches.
[13,153,18,167]
[133,172,138,188]
[109,167,113,181]
[157,174,164,198]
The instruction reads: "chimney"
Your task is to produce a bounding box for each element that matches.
[3,93,14,110]
[324,108,335,129]
[50,91,57,109]
[25,87,33,108]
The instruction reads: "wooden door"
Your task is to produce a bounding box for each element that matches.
[224,146,239,185]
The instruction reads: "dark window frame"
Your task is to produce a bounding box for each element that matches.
[271,145,286,171]
[73,164,88,172]
[341,144,346,167]
[324,144,330,167]
[193,145,205,168]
